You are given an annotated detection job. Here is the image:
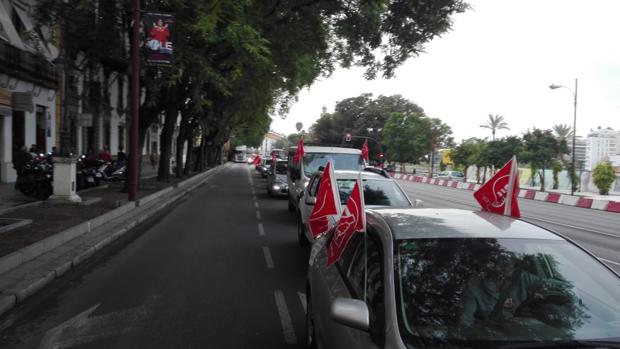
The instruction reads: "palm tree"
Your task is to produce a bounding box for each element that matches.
[552,124,573,140]
[480,114,510,141]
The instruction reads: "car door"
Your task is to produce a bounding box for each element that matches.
[300,174,320,224]
[315,231,386,349]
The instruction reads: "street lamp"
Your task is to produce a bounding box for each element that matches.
[549,78,578,196]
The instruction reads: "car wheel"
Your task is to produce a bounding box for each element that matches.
[298,214,309,247]
[306,290,317,349]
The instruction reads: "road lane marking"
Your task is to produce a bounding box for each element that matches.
[600,258,620,267]
[274,290,297,344]
[298,292,307,314]
[256,210,261,220]
[254,201,260,209]
[252,195,257,201]
[263,246,274,269]
[258,223,265,236]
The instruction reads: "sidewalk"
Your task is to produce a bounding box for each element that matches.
[0,159,160,214]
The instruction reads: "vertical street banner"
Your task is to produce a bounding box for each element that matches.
[144,12,175,65]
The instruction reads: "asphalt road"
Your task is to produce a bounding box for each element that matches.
[397,179,620,274]
[0,163,309,349]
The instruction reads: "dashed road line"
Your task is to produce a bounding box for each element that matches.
[274,290,297,344]
[254,201,260,209]
[256,210,261,220]
[258,223,265,236]
[263,246,274,269]
[298,292,307,314]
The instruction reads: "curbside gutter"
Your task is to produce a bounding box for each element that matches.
[388,172,620,213]
[0,164,227,318]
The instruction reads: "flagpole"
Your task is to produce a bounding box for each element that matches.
[504,156,517,216]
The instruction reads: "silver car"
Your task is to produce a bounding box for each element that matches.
[266,159,289,197]
[434,170,465,182]
[297,168,415,246]
[306,208,620,349]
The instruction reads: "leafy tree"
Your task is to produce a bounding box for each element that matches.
[383,112,429,167]
[451,138,484,182]
[593,162,617,195]
[485,136,523,168]
[427,118,454,176]
[551,160,563,190]
[480,114,510,141]
[522,129,569,191]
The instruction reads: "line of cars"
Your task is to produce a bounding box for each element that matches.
[252,145,620,348]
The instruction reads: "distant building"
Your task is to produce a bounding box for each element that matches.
[584,127,620,171]
[260,130,286,156]
[573,136,586,170]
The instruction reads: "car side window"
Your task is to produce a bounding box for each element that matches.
[344,231,385,346]
[309,175,320,197]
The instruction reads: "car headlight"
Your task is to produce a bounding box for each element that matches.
[273,185,281,191]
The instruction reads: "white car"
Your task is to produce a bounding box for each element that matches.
[296,168,419,246]
[435,170,465,182]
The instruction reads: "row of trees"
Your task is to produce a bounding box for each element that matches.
[307,94,453,172]
[36,0,468,182]
[451,130,570,191]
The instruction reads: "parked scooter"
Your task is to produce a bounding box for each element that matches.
[15,154,53,199]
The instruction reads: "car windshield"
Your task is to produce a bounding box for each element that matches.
[336,178,410,206]
[275,161,287,174]
[394,238,620,348]
[303,152,363,177]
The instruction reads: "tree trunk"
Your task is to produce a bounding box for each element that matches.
[540,165,546,192]
[157,106,177,182]
[482,166,487,183]
[476,166,481,184]
[175,111,189,178]
[463,165,469,182]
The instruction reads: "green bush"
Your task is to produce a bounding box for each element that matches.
[592,162,617,195]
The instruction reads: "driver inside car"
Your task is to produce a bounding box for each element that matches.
[459,254,575,332]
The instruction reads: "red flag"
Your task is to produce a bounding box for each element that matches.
[473,156,521,218]
[361,139,369,163]
[253,155,261,165]
[308,161,341,238]
[327,174,365,266]
[293,137,304,164]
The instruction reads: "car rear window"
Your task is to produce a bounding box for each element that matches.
[337,179,410,206]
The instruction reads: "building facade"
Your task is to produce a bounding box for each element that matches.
[584,127,620,171]
[0,0,58,183]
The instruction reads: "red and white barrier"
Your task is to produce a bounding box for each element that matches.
[390,172,619,213]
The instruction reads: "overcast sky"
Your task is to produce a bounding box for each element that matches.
[270,0,620,142]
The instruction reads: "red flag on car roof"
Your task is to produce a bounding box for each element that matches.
[473,156,521,218]
[361,138,369,163]
[327,174,365,266]
[308,161,342,239]
[253,155,261,165]
[293,136,304,164]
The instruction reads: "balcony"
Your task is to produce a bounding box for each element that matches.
[0,40,57,90]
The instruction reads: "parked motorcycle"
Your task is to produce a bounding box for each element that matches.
[15,154,53,200]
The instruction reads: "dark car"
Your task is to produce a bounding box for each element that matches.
[267,159,289,197]
[306,208,620,349]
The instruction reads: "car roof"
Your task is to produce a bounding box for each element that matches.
[367,208,564,240]
[312,170,391,180]
[289,146,361,154]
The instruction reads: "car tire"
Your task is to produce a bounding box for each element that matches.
[306,289,317,349]
[298,214,309,247]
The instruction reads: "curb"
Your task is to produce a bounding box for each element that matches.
[389,172,620,213]
[0,165,227,318]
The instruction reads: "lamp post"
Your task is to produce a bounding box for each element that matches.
[128,0,140,201]
[549,78,578,196]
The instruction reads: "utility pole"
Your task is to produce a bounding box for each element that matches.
[128,0,140,201]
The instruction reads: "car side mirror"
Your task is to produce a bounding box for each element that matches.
[330,298,369,331]
[305,195,316,205]
[413,199,423,208]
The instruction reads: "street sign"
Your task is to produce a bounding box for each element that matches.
[345,133,351,142]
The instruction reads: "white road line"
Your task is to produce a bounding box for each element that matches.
[274,290,297,344]
[256,210,261,220]
[600,258,620,267]
[254,201,260,209]
[252,195,257,201]
[258,223,265,236]
[298,292,307,314]
[263,246,274,269]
